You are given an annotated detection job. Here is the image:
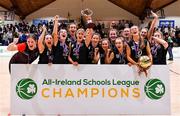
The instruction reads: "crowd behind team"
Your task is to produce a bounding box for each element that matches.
[1,11,180,72]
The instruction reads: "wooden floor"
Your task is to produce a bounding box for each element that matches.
[0,56,180,116]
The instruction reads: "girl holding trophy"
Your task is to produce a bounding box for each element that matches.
[126,25,152,75]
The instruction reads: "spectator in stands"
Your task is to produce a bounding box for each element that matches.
[129,20,133,28]
[175,27,180,46]
[160,24,165,34]
[118,20,125,30]
[164,32,174,61]
[110,21,117,29]
[124,20,129,28]
[0,26,3,45]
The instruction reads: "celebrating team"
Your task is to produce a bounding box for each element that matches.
[7,11,168,72]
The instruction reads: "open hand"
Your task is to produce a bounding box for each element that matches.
[151,11,158,18]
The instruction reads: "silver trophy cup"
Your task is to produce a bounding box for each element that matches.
[81,8,95,28]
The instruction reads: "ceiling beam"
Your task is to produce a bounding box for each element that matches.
[9,0,25,19]
[0,3,11,11]
[24,0,56,18]
[145,0,154,8]
[154,0,178,11]
[108,0,139,17]
[139,0,154,20]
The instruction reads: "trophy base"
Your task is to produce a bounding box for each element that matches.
[86,23,96,28]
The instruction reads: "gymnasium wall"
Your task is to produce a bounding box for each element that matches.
[26,0,139,24]
[0,7,19,25]
[140,0,180,28]
[0,0,180,27]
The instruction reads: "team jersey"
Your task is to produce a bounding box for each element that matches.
[70,41,88,64]
[87,43,100,64]
[128,39,148,62]
[53,41,70,64]
[111,47,127,64]
[151,44,167,64]
[66,34,76,45]
[99,47,113,64]
[9,43,39,73]
[38,46,55,64]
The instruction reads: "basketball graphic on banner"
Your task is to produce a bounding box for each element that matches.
[16,78,37,100]
[144,79,165,100]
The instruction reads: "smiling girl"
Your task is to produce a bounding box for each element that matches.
[8,34,39,72]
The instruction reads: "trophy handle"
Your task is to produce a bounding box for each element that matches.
[81,8,95,28]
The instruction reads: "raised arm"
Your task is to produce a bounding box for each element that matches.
[105,49,114,64]
[153,36,168,49]
[126,44,137,65]
[68,43,78,66]
[93,48,100,64]
[146,42,153,63]
[7,36,20,51]
[38,25,46,53]
[7,42,18,51]
[53,15,59,46]
[147,11,158,41]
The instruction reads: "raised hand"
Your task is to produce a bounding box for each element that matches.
[95,48,99,53]
[86,28,93,37]
[54,15,59,21]
[73,61,79,66]
[151,11,158,18]
[42,25,47,32]
[94,47,99,56]
[107,49,111,54]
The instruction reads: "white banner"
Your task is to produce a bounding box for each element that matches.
[11,64,170,115]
